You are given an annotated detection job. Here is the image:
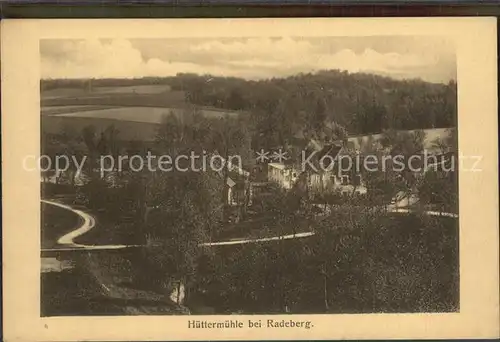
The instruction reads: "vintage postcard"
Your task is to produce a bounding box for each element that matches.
[2,18,499,341]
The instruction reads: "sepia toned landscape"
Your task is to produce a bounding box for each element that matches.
[40,37,459,316]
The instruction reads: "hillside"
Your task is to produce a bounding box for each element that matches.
[42,115,160,142]
[41,106,245,142]
[41,70,457,148]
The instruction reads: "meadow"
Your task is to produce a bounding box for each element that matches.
[41,84,172,99]
[42,115,160,142]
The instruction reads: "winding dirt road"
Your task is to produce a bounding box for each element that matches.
[199,231,315,247]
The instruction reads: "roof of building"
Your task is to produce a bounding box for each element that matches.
[268,163,287,170]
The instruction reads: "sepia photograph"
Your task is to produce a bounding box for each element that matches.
[39,35,460,316]
[2,18,498,341]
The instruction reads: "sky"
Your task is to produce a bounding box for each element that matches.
[40,36,456,84]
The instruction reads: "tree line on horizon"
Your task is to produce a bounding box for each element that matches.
[41,103,458,315]
[41,70,457,150]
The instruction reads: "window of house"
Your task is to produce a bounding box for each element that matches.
[341,175,349,185]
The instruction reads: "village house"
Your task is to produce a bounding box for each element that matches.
[267,162,300,190]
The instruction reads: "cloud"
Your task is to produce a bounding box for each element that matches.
[41,37,456,83]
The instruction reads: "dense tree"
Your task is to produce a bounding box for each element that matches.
[418,169,458,213]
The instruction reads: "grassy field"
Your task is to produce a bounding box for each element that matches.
[41,263,119,316]
[90,85,171,95]
[53,107,175,124]
[50,106,240,123]
[41,107,242,142]
[42,115,161,141]
[41,105,119,116]
[41,83,244,142]
[41,90,186,108]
